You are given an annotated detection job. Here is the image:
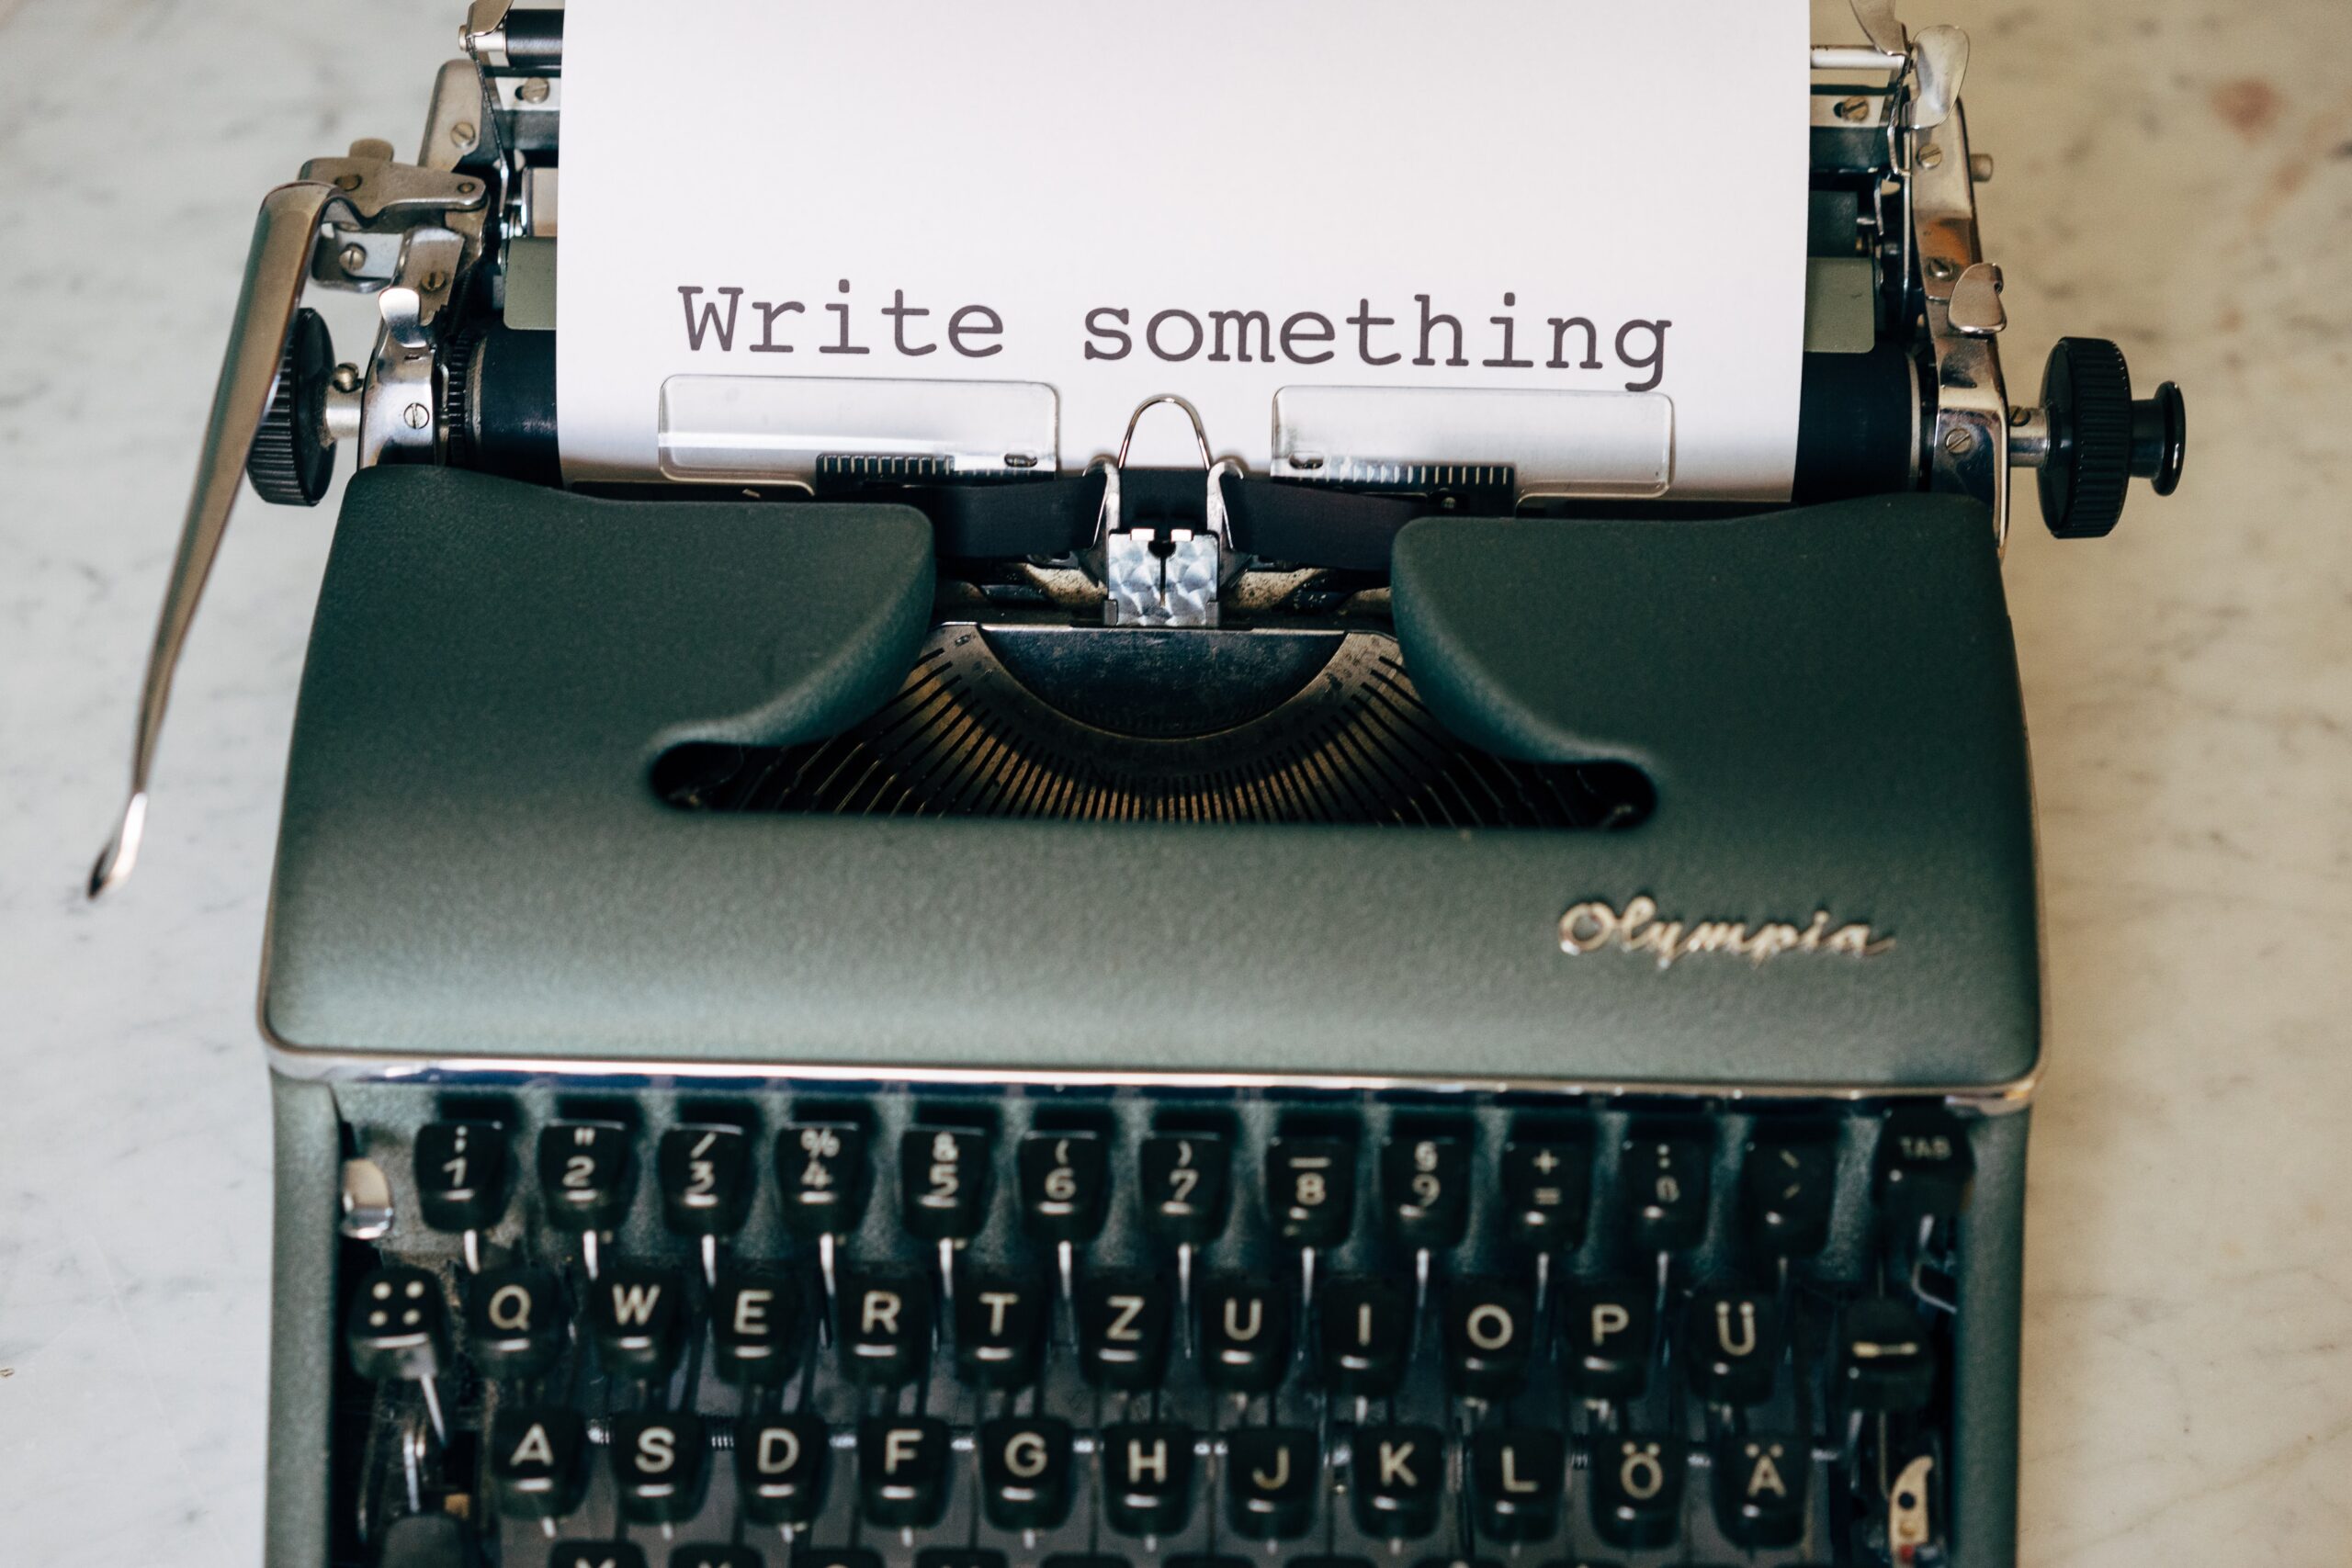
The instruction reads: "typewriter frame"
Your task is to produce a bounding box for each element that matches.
[75,3,2183,1565]
[244,469,2040,1568]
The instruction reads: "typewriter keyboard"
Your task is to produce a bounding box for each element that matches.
[328,1087,1980,1568]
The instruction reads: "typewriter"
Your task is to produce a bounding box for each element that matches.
[91,3,2188,1566]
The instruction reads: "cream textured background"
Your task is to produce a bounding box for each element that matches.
[1,1,2347,1562]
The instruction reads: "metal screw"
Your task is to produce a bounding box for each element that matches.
[2008,405,2030,427]
[517,76,551,104]
[403,402,431,430]
[1941,426,1976,456]
[1836,96,1871,121]
[450,120,477,149]
[422,270,449,293]
[1926,256,1958,282]
[338,243,368,275]
[332,363,361,394]
[1970,152,1996,183]
[456,179,480,197]
[334,173,363,191]
[1917,142,1945,170]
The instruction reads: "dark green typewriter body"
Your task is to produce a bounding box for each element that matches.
[260,469,2038,1568]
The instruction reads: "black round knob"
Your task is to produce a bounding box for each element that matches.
[2037,337,2188,538]
[246,307,336,506]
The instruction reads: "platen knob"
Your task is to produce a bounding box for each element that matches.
[245,307,336,506]
[2036,336,2187,538]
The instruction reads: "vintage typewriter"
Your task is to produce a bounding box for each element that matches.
[90,3,2188,1566]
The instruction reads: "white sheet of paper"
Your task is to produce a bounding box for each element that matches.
[558,0,1812,498]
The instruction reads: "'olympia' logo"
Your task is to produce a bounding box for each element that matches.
[1557,896,1894,969]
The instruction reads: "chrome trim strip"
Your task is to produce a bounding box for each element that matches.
[261,1032,2038,1114]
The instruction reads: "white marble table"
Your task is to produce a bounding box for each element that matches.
[2,1,2346,1562]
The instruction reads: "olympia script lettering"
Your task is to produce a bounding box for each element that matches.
[1558,897,1895,969]
[674,279,1676,393]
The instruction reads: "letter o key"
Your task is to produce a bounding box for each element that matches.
[1466,1303,1515,1351]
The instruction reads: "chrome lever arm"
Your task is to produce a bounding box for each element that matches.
[88,180,348,898]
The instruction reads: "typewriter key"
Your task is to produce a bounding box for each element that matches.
[977,1416,1075,1531]
[1352,1424,1446,1540]
[1101,1423,1196,1537]
[1836,1296,1938,1413]
[1442,1279,1537,1398]
[857,1415,953,1529]
[711,1265,804,1385]
[586,1263,689,1381]
[1267,1137,1357,1248]
[674,1550,763,1568]
[611,1412,712,1526]
[776,1121,873,1237]
[956,1272,1047,1389]
[1468,1428,1565,1541]
[413,1120,510,1235]
[658,1122,754,1237]
[1619,1128,1711,1254]
[1382,1134,1472,1251]
[1077,1272,1171,1390]
[1318,1275,1412,1397]
[487,1405,588,1520]
[1499,1134,1592,1251]
[793,1552,880,1568]
[1875,1110,1976,1224]
[463,1264,563,1380]
[538,1122,637,1235]
[373,1512,479,1568]
[1589,1435,1685,1551]
[1225,1427,1319,1540]
[1561,1280,1654,1399]
[1683,1285,1783,1406]
[549,1544,647,1568]
[1740,1131,1838,1258]
[840,1269,933,1387]
[736,1413,830,1526]
[1713,1430,1810,1549]
[345,1265,450,1383]
[1138,1133,1231,1246]
[1199,1277,1293,1393]
[1018,1132,1109,1244]
[901,1126,993,1242]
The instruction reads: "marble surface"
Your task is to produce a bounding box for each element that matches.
[1,1,2347,1562]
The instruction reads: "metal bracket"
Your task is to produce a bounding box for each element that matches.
[1094,396,1235,629]
[459,0,513,69]
[1907,25,1969,130]
[1910,100,2011,550]
[1947,262,2006,337]
[1849,0,1907,59]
